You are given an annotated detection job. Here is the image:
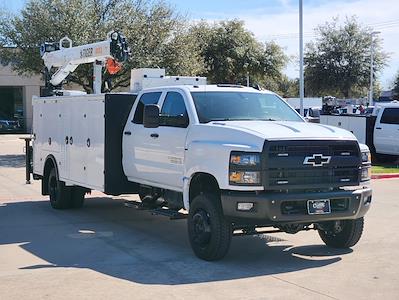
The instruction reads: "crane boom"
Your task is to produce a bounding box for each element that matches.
[40,32,129,94]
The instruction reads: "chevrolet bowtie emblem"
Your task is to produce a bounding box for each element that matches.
[303,154,331,167]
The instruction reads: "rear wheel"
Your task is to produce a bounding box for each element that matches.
[70,187,86,208]
[318,217,364,248]
[48,168,71,209]
[188,193,232,261]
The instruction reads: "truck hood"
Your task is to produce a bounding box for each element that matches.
[210,120,356,141]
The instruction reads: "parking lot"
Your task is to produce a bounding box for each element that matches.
[1,134,398,299]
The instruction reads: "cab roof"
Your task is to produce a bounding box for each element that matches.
[140,84,275,94]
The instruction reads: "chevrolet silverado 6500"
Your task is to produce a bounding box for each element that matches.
[31,76,372,260]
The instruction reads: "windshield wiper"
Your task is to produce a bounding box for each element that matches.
[259,118,277,121]
[202,118,278,123]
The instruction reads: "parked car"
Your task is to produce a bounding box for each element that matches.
[0,111,22,133]
[320,101,399,162]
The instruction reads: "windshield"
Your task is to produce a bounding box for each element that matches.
[191,92,303,123]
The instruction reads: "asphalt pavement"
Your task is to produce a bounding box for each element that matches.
[0,134,398,300]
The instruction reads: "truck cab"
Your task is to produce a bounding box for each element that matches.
[120,84,372,260]
[373,102,399,158]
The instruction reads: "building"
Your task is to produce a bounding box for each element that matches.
[379,90,395,102]
[0,64,43,132]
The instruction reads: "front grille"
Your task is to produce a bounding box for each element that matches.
[264,140,361,190]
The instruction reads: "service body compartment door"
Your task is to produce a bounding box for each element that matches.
[67,100,88,184]
[65,98,105,190]
[85,99,105,189]
[58,101,71,180]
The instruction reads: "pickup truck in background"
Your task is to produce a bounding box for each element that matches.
[30,69,373,261]
[321,101,399,162]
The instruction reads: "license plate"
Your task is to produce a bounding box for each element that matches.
[307,199,331,215]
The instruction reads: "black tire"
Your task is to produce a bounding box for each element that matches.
[70,186,85,209]
[47,168,71,209]
[188,193,232,261]
[318,217,364,248]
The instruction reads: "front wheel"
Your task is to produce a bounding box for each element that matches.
[188,193,232,261]
[318,217,364,248]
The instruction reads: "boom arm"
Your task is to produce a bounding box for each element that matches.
[40,32,129,93]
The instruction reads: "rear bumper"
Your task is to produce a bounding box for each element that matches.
[221,187,372,225]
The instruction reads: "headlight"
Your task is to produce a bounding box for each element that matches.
[361,167,371,182]
[229,152,261,185]
[230,152,260,166]
[361,151,371,164]
[229,171,261,185]
[360,150,371,182]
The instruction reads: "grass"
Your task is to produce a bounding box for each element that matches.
[372,164,399,174]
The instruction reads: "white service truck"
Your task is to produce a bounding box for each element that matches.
[28,34,373,261]
[321,101,399,162]
[29,70,373,261]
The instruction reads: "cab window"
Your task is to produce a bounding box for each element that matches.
[160,92,189,128]
[133,92,162,124]
[380,108,399,125]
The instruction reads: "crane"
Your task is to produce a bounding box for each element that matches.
[40,31,129,95]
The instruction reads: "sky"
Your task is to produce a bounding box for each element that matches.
[1,0,399,89]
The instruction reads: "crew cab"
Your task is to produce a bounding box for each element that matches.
[30,70,372,261]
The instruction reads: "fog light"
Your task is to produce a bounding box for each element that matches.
[237,202,254,211]
[364,195,372,205]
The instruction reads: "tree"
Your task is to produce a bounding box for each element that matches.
[263,75,299,98]
[190,20,287,85]
[304,17,388,98]
[0,0,204,93]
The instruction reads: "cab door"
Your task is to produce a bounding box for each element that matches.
[122,91,164,184]
[374,107,399,155]
[154,91,190,190]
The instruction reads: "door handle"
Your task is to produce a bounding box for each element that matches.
[124,131,132,135]
[150,133,159,138]
[375,127,382,130]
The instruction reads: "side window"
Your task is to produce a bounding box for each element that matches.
[160,92,189,128]
[380,108,399,125]
[133,92,162,124]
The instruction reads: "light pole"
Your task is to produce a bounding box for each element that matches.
[369,31,380,105]
[299,0,304,116]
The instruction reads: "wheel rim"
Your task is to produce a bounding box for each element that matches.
[49,175,57,202]
[333,220,344,234]
[192,209,211,247]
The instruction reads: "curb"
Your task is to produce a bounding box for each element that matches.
[371,173,399,180]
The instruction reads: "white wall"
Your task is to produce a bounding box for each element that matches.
[285,97,322,109]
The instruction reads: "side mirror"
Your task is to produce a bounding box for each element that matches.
[143,104,160,128]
